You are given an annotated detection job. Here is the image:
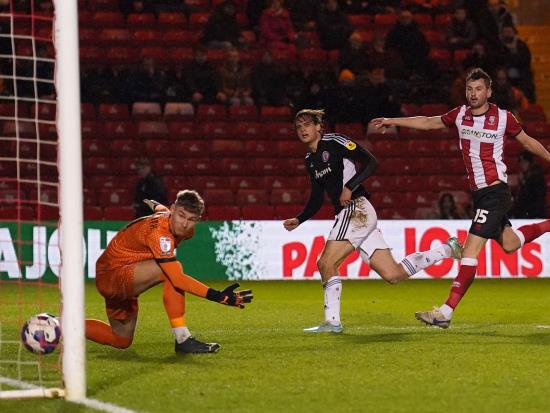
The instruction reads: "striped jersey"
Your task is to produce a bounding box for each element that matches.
[297,133,377,222]
[441,103,523,191]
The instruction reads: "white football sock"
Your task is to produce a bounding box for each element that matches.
[400,244,451,277]
[438,304,453,319]
[324,276,342,325]
[173,326,191,343]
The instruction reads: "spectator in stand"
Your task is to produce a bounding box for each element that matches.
[369,32,406,81]
[252,50,288,106]
[287,0,319,31]
[498,24,535,102]
[285,63,314,109]
[339,31,370,79]
[472,0,514,50]
[165,65,190,102]
[437,193,469,220]
[133,158,168,219]
[127,58,166,103]
[186,46,220,105]
[385,8,430,77]
[202,1,244,50]
[491,66,528,114]
[448,66,469,107]
[461,41,493,74]
[259,0,297,52]
[363,65,400,124]
[217,48,254,106]
[513,151,547,218]
[446,6,476,50]
[316,0,353,51]
[323,68,368,124]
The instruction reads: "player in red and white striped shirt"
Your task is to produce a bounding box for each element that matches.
[372,68,550,328]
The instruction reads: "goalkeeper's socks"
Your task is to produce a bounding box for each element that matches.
[400,244,451,277]
[323,276,342,325]
[85,319,133,349]
[173,326,191,344]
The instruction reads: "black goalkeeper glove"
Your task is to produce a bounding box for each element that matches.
[206,283,253,309]
[143,199,161,212]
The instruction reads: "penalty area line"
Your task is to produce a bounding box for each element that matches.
[0,375,140,413]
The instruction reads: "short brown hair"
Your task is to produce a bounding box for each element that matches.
[466,67,492,88]
[294,109,325,127]
[174,189,204,216]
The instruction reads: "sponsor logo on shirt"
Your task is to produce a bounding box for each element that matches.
[345,141,356,150]
[460,128,498,139]
[159,237,172,255]
[315,166,332,179]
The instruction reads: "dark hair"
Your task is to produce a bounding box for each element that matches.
[174,190,205,216]
[294,108,325,126]
[466,67,492,88]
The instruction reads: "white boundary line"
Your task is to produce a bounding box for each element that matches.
[0,376,141,413]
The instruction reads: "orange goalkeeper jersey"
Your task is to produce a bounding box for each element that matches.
[97,211,193,271]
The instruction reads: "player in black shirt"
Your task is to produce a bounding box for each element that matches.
[283,109,463,333]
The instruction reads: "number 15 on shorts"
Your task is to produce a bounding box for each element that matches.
[474,209,489,224]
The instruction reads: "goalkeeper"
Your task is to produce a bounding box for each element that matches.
[85,190,253,354]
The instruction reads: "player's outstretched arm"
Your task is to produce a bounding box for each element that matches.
[371,116,446,132]
[143,199,169,213]
[283,218,300,231]
[515,131,550,163]
[206,283,253,309]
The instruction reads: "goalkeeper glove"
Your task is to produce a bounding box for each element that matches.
[206,283,253,309]
[143,199,161,212]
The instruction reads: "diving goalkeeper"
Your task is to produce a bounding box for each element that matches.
[85,190,253,354]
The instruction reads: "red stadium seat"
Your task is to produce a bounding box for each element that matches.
[131,29,163,45]
[104,206,135,221]
[414,14,433,28]
[524,121,550,138]
[236,189,269,205]
[111,139,143,157]
[409,139,439,156]
[270,189,304,205]
[166,47,194,64]
[154,158,186,176]
[188,12,210,29]
[265,176,309,190]
[274,205,302,219]
[83,189,98,206]
[299,48,327,68]
[176,140,208,157]
[453,49,470,66]
[0,206,34,221]
[373,139,408,157]
[81,103,96,120]
[368,176,398,192]
[419,103,449,116]
[105,47,140,65]
[277,140,304,158]
[229,176,265,189]
[229,105,258,120]
[202,189,235,206]
[132,102,162,120]
[400,103,419,117]
[127,13,156,28]
[168,121,200,139]
[434,13,452,29]
[196,104,227,120]
[163,30,200,46]
[370,192,401,208]
[253,158,285,176]
[519,104,546,122]
[429,48,453,67]
[140,47,168,63]
[284,159,307,176]
[98,29,130,45]
[36,205,59,221]
[192,176,231,190]
[219,158,251,175]
[335,123,365,139]
[428,175,469,191]
[315,205,335,219]
[84,206,104,220]
[206,206,241,220]
[348,14,373,29]
[164,102,194,120]
[423,30,445,47]
[81,120,104,139]
[374,14,397,30]
[211,139,245,157]
[244,140,278,157]
[138,121,169,139]
[396,175,426,192]
[164,176,193,192]
[84,157,111,175]
[82,139,110,157]
[235,121,265,139]
[260,106,291,121]
[241,205,275,220]
[158,12,186,27]
[99,103,130,120]
[99,188,132,206]
[202,121,235,139]
[270,122,295,140]
[93,11,125,27]
[0,102,29,117]
[104,121,137,139]
[144,140,173,157]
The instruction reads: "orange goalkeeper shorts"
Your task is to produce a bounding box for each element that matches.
[95,264,138,321]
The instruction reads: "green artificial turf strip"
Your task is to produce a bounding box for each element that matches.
[1,279,550,413]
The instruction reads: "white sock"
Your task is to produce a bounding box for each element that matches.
[438,304,453,320]
[400,244,451,277]
[323,276,342,325]
[173,326,191,343]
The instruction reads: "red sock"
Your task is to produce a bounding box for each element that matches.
[445,262,477,309]
[85,319,133,349]
[163,280,186,328]
[518,220,550,244]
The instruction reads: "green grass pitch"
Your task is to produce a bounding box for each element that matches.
[2,279,550,413]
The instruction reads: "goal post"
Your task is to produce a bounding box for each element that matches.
[55,0,86,402]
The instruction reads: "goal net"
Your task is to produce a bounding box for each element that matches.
[0,0,84,401]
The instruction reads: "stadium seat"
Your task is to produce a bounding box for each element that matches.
[206,205,241,220]
[236,189,269,205]
[270,122,295,140]
[93,11,125,27]
[229,104,258,120]
[348,14,374,29]
[202,121,235,139]
[175,140,208,157]
[374,14,397,30]
[202,189,235,206]
[409,139,439,156]
[83,189,98,206]
[423,30,445,47]
[127,13,156,28]
[0,102,29,117]
[138,121,169,139]
[211,139,245,157]
[82,139,110,157]
[419,103,449,116]
[524,121,550,138]
[0,189,21,205]
[98,28,130,45]
[219,158,251,175]
[111,139,143,157]
[253,158,285,176]
[229,176,265,189]
[414,14,433,28]
[196,104,227,120]
[164,176,193,192]
[396,175,427,192]
[154,158,186,175]
[241,205,275,220]
[270,189,304,205]
[188,12,210,29]
[370,192,401,208]
[260,106,291,121]
[434,13,452,29]
[84,157,110,175]
[81,120,103,139]
[235,121,265,139]
[299,48,327,69]
[104,121,137,139]
[81,103,96,120]
[274,204,302,219]
[400,103,419,117]
[163,30,200,46]
[164,102,194,120]
[192,176,231,190]
[519,104,546,122]
[144,140,173,157]
[373,139,407,157]
[158,12,186,27]
[99,188,132,206]
[166,47,194,64]
[132,102,162,120]
[140,47,168,63]
[166,122,199,140]
[453,49,470,66]
[104,206,135,221]
[98,103,130,120]
[429,49,453,67]
[265,176,308,190]
[244,140,278,157]
[2,120,35,138]
[277,140,304,158]
[105,47,140,65]
[84,206,104,220]
[36,205,59,221]
[284,159,307,176]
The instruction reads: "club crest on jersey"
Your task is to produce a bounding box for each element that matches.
[159,237,172,254]
[345,141,356,150]
[488,115,496,125]
[322,151,330,162]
